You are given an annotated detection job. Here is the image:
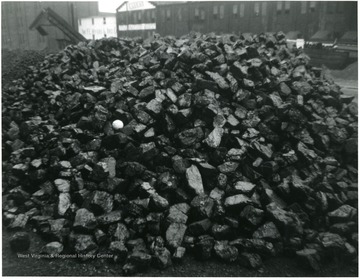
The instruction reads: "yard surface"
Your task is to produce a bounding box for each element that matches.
[2,228,358,277]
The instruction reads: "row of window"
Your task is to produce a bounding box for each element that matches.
[160,1,319,22]
[79,17,108,26]
[117,1,346,24]
[119,10,156,24]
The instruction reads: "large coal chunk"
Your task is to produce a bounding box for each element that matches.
[186,165,205,195]
[230,238,276,257]
[69,233,98,255]
[73,208,97,232]
[166,223,187,249]
[194,235,214,260]
[89,191,114,214]
[177,127,204,147]
[41,241,64,255]
[190,195,214,220]
[213,240,238,262]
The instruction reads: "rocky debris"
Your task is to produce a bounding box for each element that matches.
[2,32,358,275]
[9,232,30,252]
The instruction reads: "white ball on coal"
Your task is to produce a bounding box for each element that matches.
[112,119,124,130]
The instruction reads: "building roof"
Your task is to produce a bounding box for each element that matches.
[79,12,116,19]
[116,1,186,11]
[149,1,187,5]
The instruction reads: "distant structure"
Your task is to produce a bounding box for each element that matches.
[116,1,157,39]
[1,1,98,50]
[78,13,117,40]
[115,1,357,40]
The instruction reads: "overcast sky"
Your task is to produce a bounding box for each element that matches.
[98,0,123,13]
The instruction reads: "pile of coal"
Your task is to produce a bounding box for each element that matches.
[2,32,357,274]
[2,49,46,88]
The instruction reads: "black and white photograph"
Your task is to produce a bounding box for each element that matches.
[1,0,358,277]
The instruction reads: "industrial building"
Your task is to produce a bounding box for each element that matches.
[116,1,357,40]
[1,1,357,51]
[78,13,117,40]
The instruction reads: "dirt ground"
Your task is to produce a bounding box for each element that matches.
[2,228,358,277]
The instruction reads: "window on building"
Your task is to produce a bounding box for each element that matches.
[276,2,282,14]
[261,2,267,16]
[254,2,260,16]
[233,4,238,17]
[133,12,137,23]
[103,17,106,24]
[219,5,224,19]
[151,10,156,21]
[309,1,316,12]
[138,11,142,22]
[195,7,200,19]
[284,2,290,14]
[161,9,165,22]
[178,9,182,21]
[239,3,245,17]
[200,9,206,20]
[92,18,94,25]
[301,2,307,14]
[166,9,171,20]
[213,5,218,19]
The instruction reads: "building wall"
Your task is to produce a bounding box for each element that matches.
[153,1,357,40]
[2,1,98,50]
[79,16,117,40]
[116,1,156,39]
